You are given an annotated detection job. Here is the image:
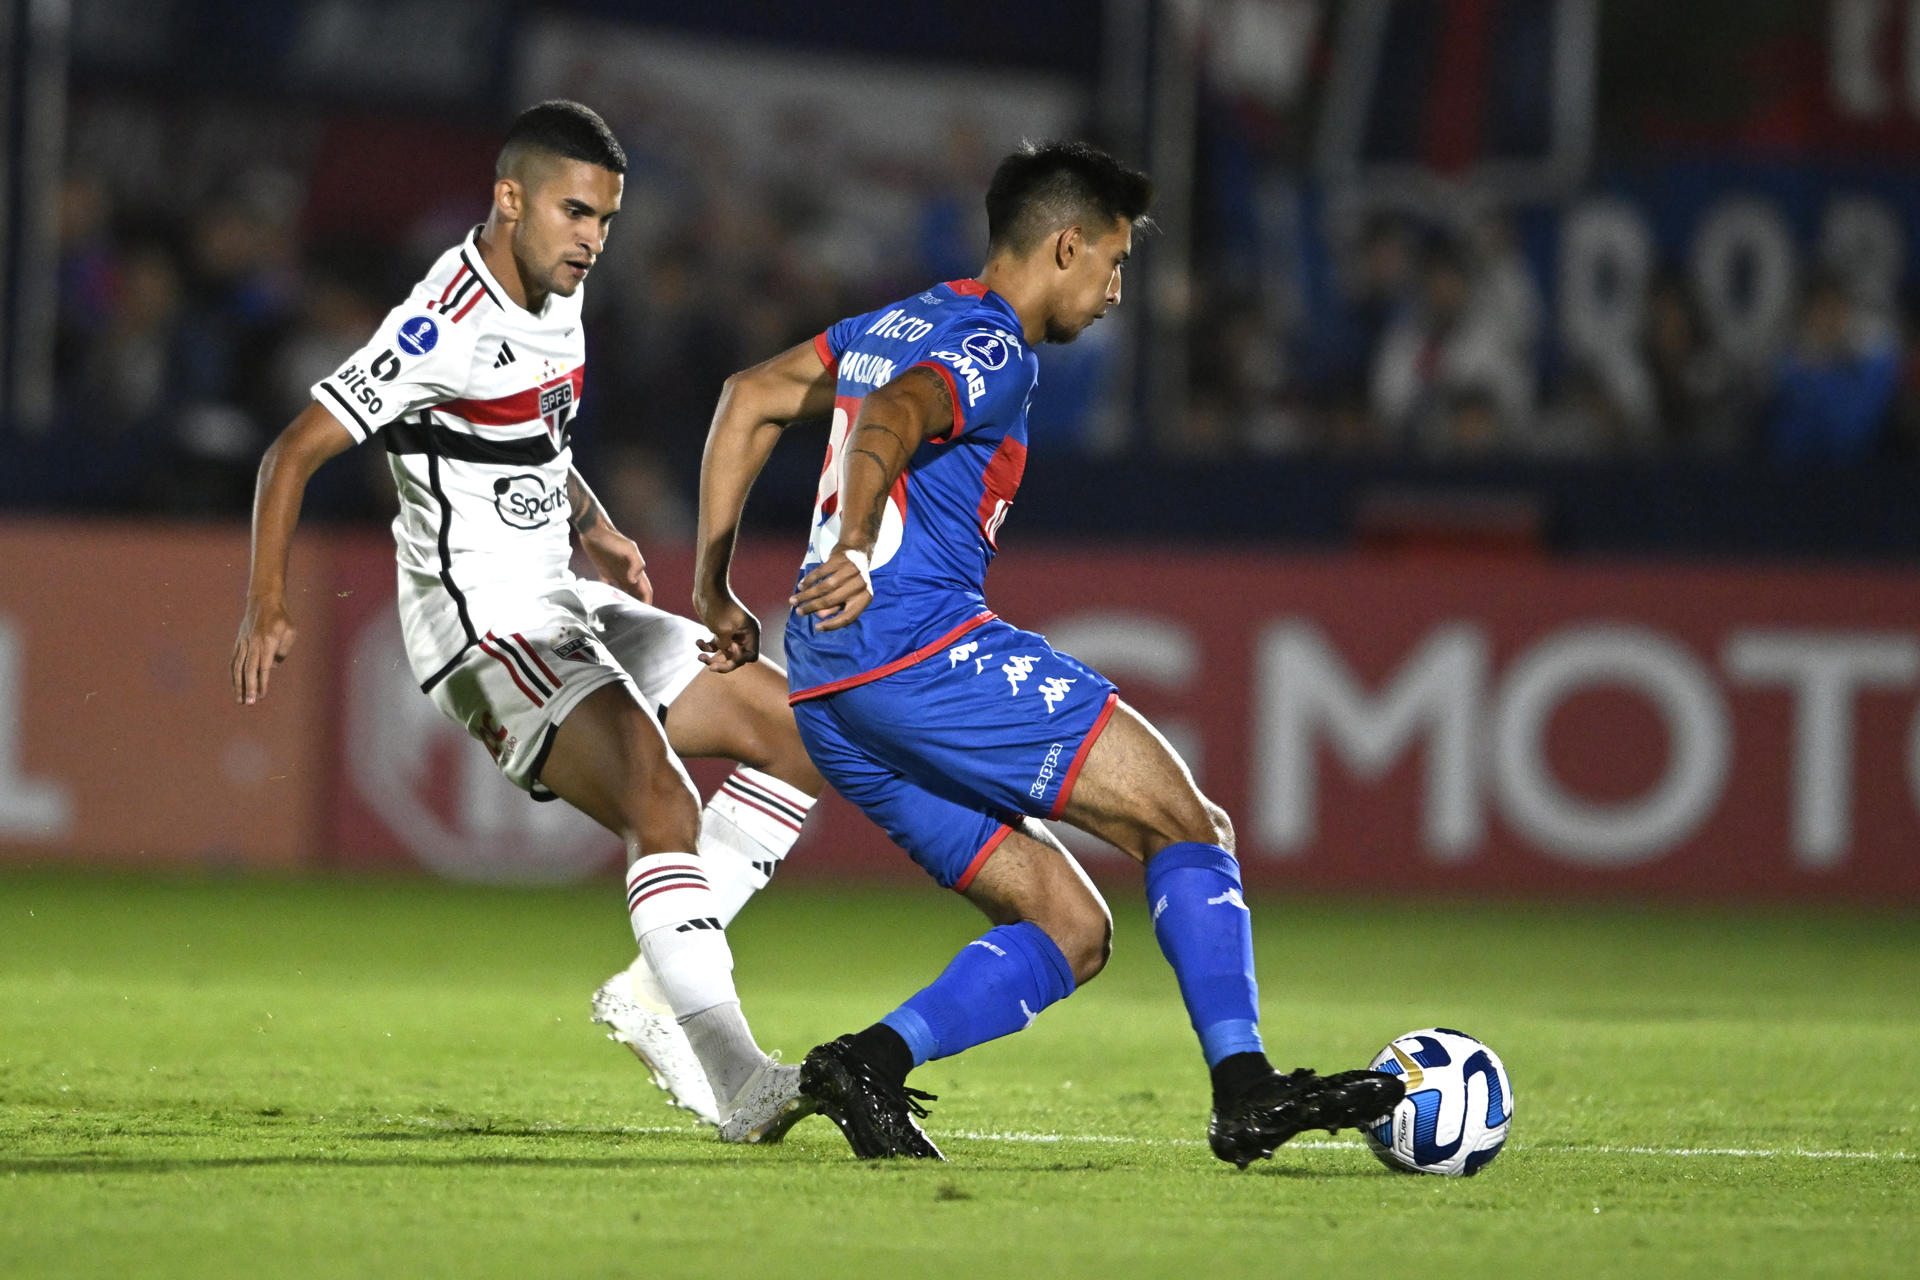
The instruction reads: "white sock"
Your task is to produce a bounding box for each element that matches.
[625,854,741,1019]
[617,771,816,1042]
[683,1003,767,1109]
[625,854,768,1105]
[699,766,816,923]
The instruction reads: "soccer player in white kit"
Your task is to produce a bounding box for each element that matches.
[229,101,817,1143]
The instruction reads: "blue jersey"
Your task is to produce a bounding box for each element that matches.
[786,280,1037,702]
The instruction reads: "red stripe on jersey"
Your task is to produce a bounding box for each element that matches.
[974,435,1027,549]
[787,611,997,704]
[512,633,562,686]
[437,263,470,307]
[450,286,487,323]
[813,331,838,374]
[945,279,989,297]
[910,360,965,441]
[440,367,583,427]
[478,636,545,706]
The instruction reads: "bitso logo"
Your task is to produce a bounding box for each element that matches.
[398,315,439,356]
[961,332,1010,370]
[491,473,566,529]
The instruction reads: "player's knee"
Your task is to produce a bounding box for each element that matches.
[1198,797,1235,854]
[1054,897,1112,986]
[614,763,699,851]
[1142,790,1234,856]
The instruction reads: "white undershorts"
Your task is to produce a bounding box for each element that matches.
[425,578,707,796]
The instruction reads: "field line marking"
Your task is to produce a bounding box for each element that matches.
[944,1130,1914,1161]
[391,1117,1915,1161]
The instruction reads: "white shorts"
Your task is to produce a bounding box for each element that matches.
[425,578,707,796]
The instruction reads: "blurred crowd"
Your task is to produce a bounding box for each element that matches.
[12,69,1920,539]
[10,94,1065,538]
[1185,207,1920,464]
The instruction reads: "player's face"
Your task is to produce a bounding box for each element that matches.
[1046,219,1132,344]
[512,160,623,299]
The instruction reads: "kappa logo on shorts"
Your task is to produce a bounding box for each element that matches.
[948,641,980,667]
[552,635,600,665]
[1001,654,1038,694]
[1038,676,1075,713]
[1029,740,1066,800]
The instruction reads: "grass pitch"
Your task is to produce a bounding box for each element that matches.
[1,872,1914,1278]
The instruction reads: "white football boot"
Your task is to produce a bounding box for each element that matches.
[590,963,721,1126]
[715,1055,816,1145]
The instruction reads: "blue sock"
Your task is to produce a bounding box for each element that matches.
[1145,841,1265,1067]
[881,922,1076,1066]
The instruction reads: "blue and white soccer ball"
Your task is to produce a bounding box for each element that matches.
[1362,1028,1513,1177]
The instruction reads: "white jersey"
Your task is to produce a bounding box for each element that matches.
[313,228,587,690]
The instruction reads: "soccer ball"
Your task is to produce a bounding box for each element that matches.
[1362,1028,1513,1177]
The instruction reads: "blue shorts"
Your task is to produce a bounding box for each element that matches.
[792,618,1119,891]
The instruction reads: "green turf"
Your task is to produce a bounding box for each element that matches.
[1,873,1914,1278]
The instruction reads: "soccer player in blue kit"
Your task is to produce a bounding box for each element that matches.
[693,141,1404,1164]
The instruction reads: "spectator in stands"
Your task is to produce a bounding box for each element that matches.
[1889,302,1920,459]
[1644,276,1743,455]
[1532,359,1659,458]
[1467,213,1543,369]
[1301,212,1415,443]
[1372,233,1533,454]
[1765,270,1901,465]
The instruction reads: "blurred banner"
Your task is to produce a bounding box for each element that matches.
[6,521,1918,902]
[0,522,330,869]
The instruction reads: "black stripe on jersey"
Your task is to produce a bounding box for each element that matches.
[487,630,553,698]
[418,645,473,695]
[436,271,481,316]
[381,415,560,466]
[318,381,373,436]
[457,248,504,309]
[421,419,479,649]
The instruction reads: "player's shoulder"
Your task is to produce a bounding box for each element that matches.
[389,230,512,347]
[924,293,1031,381]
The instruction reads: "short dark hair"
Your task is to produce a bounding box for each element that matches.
[496,100,627,181]
[985,140,1154,254]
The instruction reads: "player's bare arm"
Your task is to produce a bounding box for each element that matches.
[790,365,952,633]
[230,402,355,705]
[567,467,651,602]
[693,338,838,672]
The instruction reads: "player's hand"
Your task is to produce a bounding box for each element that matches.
[696,593,762,673]
[791,545,874,632]
[583,529,653,603]
[231,596,297,705]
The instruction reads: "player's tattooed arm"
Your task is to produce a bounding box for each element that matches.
[567,466,653,603]
[566,467,603,536]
